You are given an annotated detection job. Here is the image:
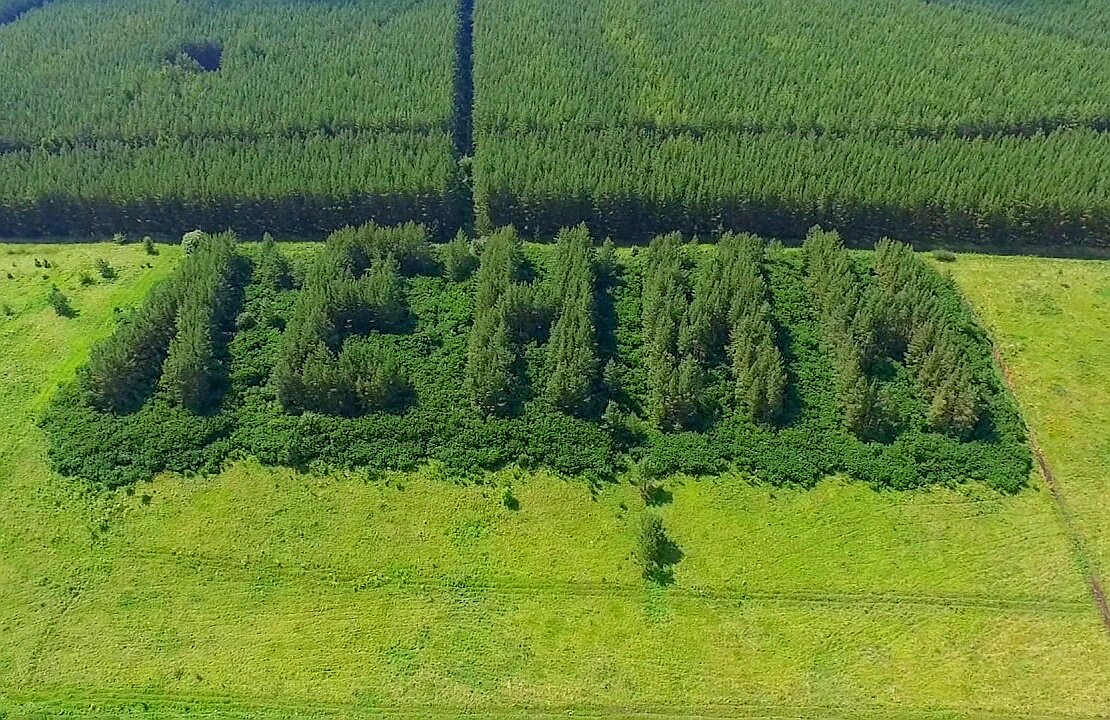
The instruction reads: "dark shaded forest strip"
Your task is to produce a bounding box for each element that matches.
[451,0,476,233]
[480,190,1110,250]
[991,347,1110,638]
[0,122,449,157]
[0,0,51,26]
[453,0,475,157]
[0,191,465,241]
[478,116,1110,142]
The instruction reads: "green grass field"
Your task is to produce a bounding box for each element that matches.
[946,254,1110,604]
[1,244,1109,718]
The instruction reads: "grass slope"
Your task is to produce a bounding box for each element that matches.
[1,245,1109,718]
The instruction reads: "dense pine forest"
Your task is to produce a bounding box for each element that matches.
[0,0,464,237]
[472,0,1110,246]
[1,0,1108,247]
[43,225,1031,492]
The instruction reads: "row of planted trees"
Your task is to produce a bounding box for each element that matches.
[81,231,247,413]
[464,225,601,417]
[641,232,786,430]
[272,223,438,417]
[79,223,983,446]
[803,228,981,437]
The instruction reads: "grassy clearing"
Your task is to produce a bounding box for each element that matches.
[946,254,1110,587]
[1,244,1109,718]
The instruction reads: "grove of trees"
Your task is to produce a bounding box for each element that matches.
[45,224,1032,495]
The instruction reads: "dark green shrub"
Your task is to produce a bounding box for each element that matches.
[95,258,117,280]
[442,230,478,281]
[637,513,681,584]
[48,285,76,317]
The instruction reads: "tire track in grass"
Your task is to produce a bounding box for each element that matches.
[116,546,1091,616]
[5,689,1110,720]
[991,346,1110,636]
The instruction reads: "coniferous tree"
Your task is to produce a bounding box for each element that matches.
[466,228,524,415]
[544,226,598,414]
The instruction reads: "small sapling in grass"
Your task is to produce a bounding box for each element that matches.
[48,285,76,317]
[95,258,117,280]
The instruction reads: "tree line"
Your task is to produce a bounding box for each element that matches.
[641,232,786,430]
[0,133,463,239]
[804,228,981,438]
[474,126,1110,247]
[46,223,1031,493]
[80,231,245,413]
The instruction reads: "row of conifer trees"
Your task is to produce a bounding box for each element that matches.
[272,224,434,416]
[80,231,245,412]
[804,229,980,437]
[641,233,786,430]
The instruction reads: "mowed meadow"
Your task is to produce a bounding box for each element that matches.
[1,243,1109,719]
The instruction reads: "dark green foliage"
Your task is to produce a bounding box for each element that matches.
[466,228,525,415]
[160,233,246,412]
[95,258,116,280]
[442,230,478,281]
[543,226,598,414]
[78,271,94,286]
[637,512,681,584]
[0,0,461,239]
[641,234,700,429]
[143,236,157,255]
[79,278,180,411]
[253,235,293,293]
[47,285,75,317]
[804,228,883,436]
[273,224,423,416]
[474,0,1110,247]
[872,238,982,435]
[45,227,1030,494]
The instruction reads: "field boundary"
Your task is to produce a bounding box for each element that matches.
[990,346,1110,636]
[6,689,1110,720]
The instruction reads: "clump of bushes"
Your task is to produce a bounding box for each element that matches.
[48,285,76,317]
[95,258,117,280]
[637,513,680,585]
